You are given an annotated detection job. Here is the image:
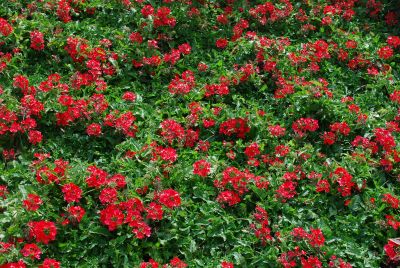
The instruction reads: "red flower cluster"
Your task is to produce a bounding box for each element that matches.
[20,243,41,260]
[219,118,250,139]
[23,194,43,211]
[153,7,176,28]
[204,83,230,97]
[384,240,399,261]
[215,166,267,206]
[30,30,44,51]
[160,119,185,144]
[139,257,187,268]
[100,204,124,231]
[28,221,57,244]
[292,118,319,137]
[291,227,325,247]
[251,206,272,245]
[61,183,82,203]
[168,70,195,95]
[158,189,181,209]
[193,159,211,177]
[0,18,13,36]
[332,167,355,197]
[382,193,399,209]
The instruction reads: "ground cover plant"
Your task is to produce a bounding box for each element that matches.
[0,0,400,267]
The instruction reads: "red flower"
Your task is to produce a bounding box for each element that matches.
[203,119,215,128]
[67,206,85,223]
[322,131,336,145]
[268,125,286,137]
[178,43,191,55]
[20,243,41,259]
[38,258,61,268]
[23,194,43,211]
[333,167,355,197]
[168,70,195,95]
[86,165,108,188]
[377,46,394,59]
[170,257,188,268]
[216,38,228,49]
[276,181,297,202]
[158,189,181,209]
[160,119,185,144]
[193,159,211,177]
[307,228,325,247]
[108,174,126,189]
[122,91,136,102]
[216,190,241,206]
[387,36,400,48]
[146,202,163,220]
[30,30,44,51]
[28,221,57,244]
[0,18,13,36]
[221,261,234,268]
[384,240,399,260]
[382,193,399,209]
[57,0,72,23]
[141,5,154,17]
[129,32,143,44]
[99,187,118,204]
[99,204,124,231]
[244,143,260,158]
[28,130,43,145]
[316,180,330,193]
[61,183,82,203]
[292,118,319,137]
[131,221,151,239]
[155,147,177,163]
[86,123,102,136]
[219,118,250,139]
[140,259,159,268]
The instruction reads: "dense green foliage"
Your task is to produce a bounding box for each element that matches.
[0,0,400,267]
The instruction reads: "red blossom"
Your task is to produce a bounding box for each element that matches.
[28,220,57,244]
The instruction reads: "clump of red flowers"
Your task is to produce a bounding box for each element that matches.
[219,118,250,139]
[23,194,43,211]
[30,30,45,51]
[168,70,195,95]
[292,118,319,137]
[193,159,211,177]
[28,221,57,244]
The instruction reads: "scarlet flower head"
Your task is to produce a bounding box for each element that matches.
[193,159,211,177]
[169,257,188,268]
[28,220,57,244]
[158,189,181,209]
[20,243,42,259]
[219,118,250,139]
[216,38,228,49]
[86,123,102,136]
[0,18,13,36]
[39,258,61,268]
[99,204,124,231]
[30,30,45,51]
[28,130,43,145]
[122,91,137,102]
[292,118,319,137]
[61,183,82,203]
[99,187,118,204]
[377,46,394,59]
[23,194,43,211]
[216,190,241,206]
[146,202,163,220]
[67,206,86,223]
